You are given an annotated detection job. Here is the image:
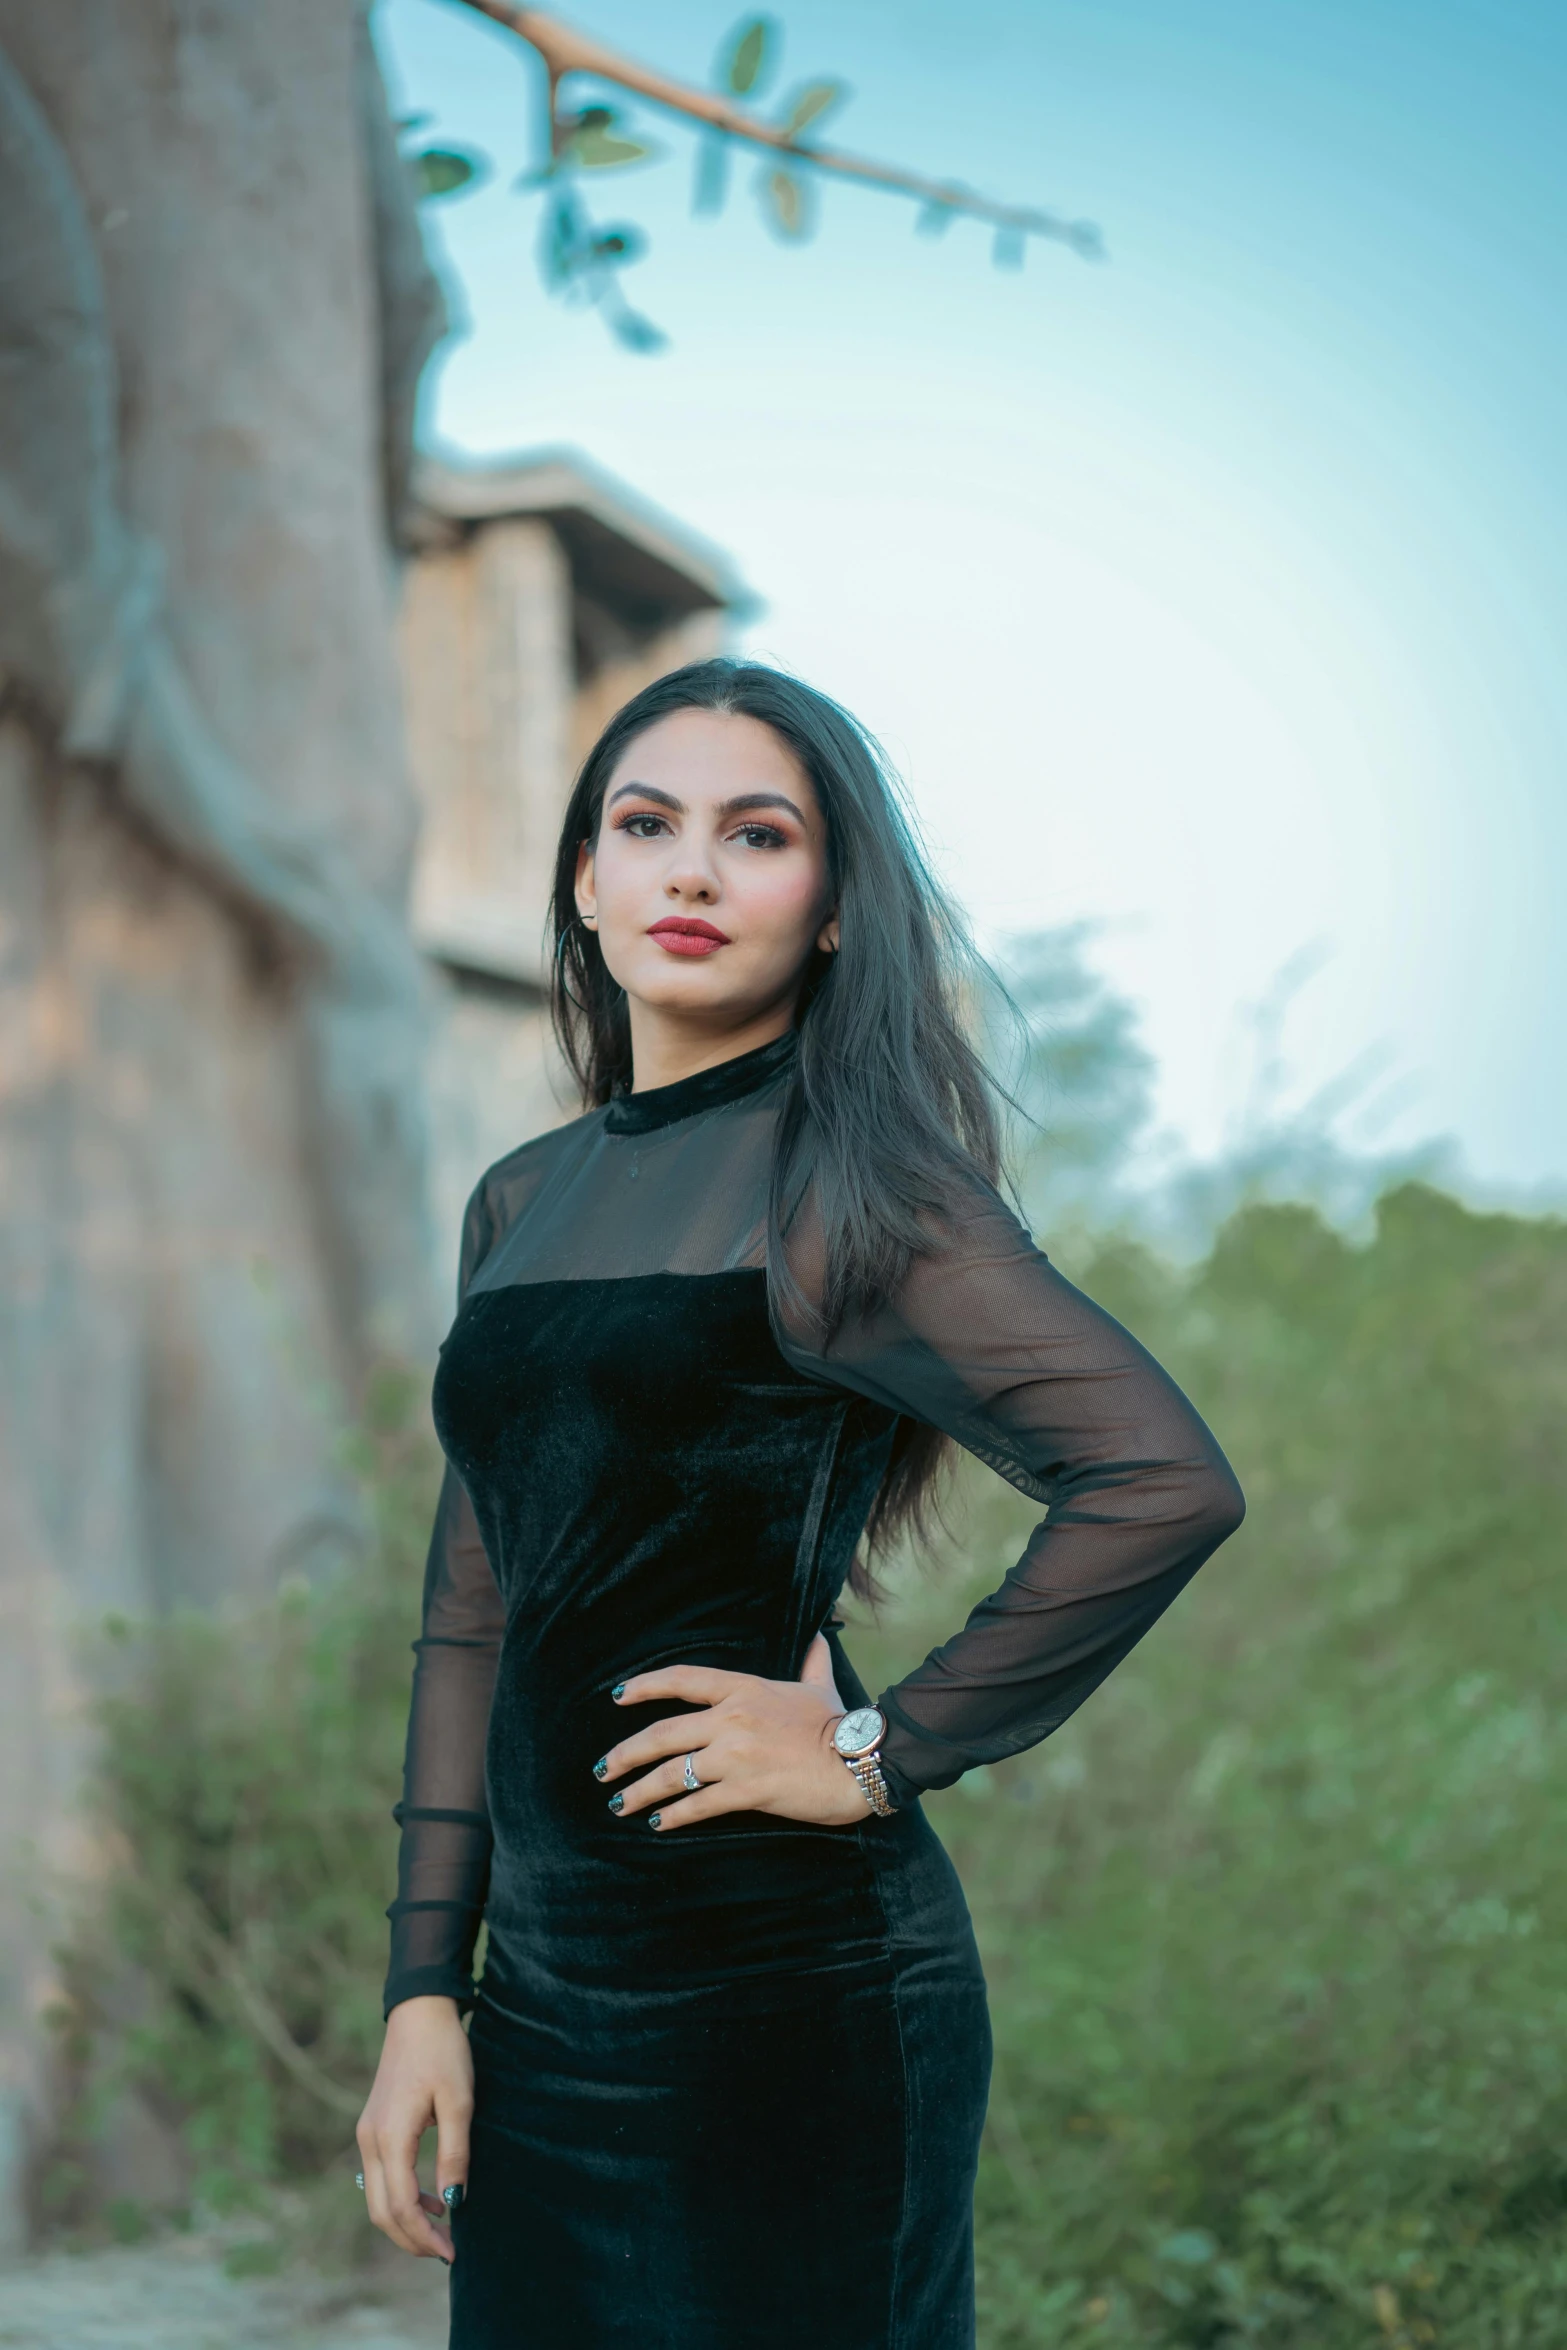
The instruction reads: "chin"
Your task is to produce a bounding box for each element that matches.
[621,953,745,1011]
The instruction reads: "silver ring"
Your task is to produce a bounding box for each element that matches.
[354,2172,365,2191]
[682,1753,701,1793]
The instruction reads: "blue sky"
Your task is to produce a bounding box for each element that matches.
[376,0,1566,1195]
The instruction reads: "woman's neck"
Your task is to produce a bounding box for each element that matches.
[626,998,798,1094]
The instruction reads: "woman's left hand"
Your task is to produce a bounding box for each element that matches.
[596,1634,870,1830]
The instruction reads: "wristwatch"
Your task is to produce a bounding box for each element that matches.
[832,1706,894,1816]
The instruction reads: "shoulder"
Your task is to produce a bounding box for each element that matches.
[791,1161,1040,1286]
[459,1108,607,1285]
[477,1106,604,1197]
[935,1169,1045,1258]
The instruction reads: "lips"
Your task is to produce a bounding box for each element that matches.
[648,917,732,959]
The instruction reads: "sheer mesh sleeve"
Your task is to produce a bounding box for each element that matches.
[383,1184,506,2017]
[781,1181,1246,1807]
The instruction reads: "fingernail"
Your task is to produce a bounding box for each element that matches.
[592,1756,608,1780]
[611,1682,626,1701]
[649,1811,663,1830]
[608,1792,624,1814]
[443,2183,465,2212]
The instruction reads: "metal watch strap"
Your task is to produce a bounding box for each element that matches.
[845,1750,894,1817]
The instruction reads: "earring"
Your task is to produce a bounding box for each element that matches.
[555,917,591,1013]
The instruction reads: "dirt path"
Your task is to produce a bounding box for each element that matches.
[0,2236,448,2350]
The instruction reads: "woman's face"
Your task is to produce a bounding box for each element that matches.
[575,708,839,1033]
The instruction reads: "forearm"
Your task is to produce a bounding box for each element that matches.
[386,1467,504,2014]
[384,1647,496,2015]
[877,1455,1245,1799]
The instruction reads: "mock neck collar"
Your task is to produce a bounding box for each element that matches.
[604,1030,798,1137]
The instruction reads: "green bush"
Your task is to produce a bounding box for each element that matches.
[52,1367,440,2217]
[849,1183,1567,2346]
[59,1184,1567,2345]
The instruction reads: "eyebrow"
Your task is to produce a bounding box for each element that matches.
[606,782,809,825]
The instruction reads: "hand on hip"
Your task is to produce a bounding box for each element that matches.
[594,1634,869,1830]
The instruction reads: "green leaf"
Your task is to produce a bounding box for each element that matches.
[693,132,730,217]
[411,147,486,202]
[1158,2230,1218,2267]
[609,305,668,355]
[721,16,777,98]
[592,224,647,268]
[542,192,583,288]
[760,166,813,241]
[915,188,963,237]
[779,78,848,139]
[571,124,659,171]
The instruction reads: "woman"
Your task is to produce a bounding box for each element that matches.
[356,661,1245,2348]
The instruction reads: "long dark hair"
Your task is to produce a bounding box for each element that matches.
[550,660,1003,1565]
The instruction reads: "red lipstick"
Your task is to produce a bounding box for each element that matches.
[648,917,732,959]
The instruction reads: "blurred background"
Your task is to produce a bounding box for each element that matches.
[1,2,1563,2344]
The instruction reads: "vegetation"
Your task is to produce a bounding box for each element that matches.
[47,1370,439,2231]
[855,1182,1567,2347]
[406,7,1101,350]
[54,1182,1567,2341]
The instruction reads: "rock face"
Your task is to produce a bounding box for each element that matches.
[0,0,445,2232]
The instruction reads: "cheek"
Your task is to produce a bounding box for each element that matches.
[590,832,651,921]
[728,857,827,948]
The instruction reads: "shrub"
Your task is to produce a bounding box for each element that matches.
[51,1367,439,2216]
[849,1184,1567,2346]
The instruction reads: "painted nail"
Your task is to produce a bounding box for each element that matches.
[608,1792,624,1814]
[442,2183,465,2212]
[649,1812,663,1830]
[611,1682,627,1700]
[592,1756,608,1780]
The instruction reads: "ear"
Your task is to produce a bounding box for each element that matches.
[574,839,598,929]
[816,910,840,955]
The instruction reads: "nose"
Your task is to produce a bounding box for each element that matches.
[662,840,720,905]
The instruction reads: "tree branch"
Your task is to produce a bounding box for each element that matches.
[162,1884,367,2122]
[454,1,1103,259]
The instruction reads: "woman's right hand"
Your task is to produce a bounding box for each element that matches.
[356,1994,474,2262]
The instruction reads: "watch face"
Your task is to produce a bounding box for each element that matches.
[834,1706,886,1759]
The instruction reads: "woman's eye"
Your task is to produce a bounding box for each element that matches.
[733,823,788,851]
[618,814,669,840]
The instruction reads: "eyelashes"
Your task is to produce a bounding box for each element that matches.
[612,813,791,852]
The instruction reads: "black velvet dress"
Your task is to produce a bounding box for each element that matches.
[385,1032,1245,2350]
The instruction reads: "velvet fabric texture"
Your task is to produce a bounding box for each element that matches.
[384,1033,1245,2347]
[452,1632,991,2350]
